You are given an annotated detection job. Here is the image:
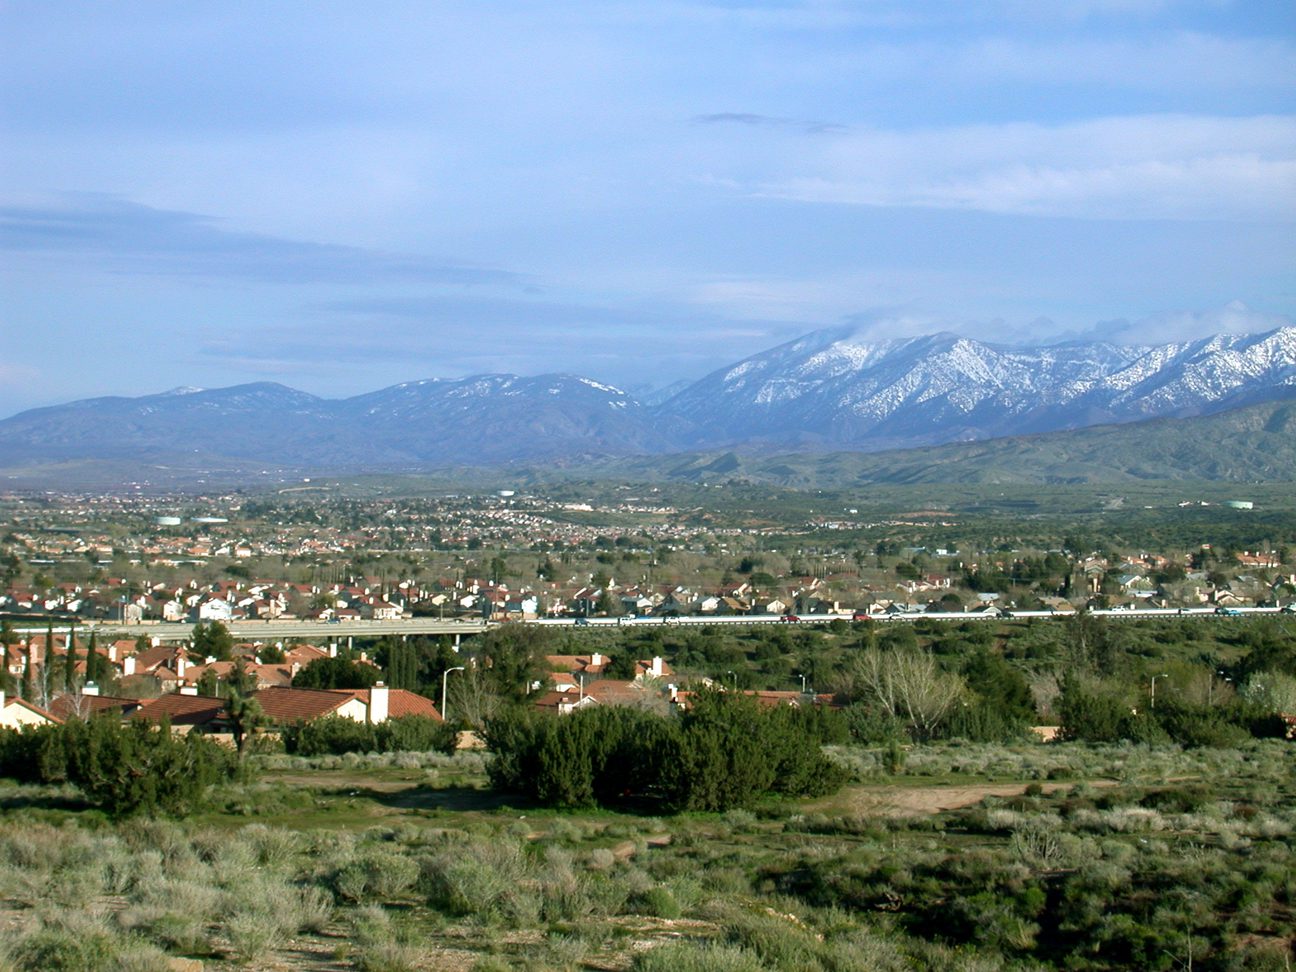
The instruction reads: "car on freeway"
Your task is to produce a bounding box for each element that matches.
[779,614,801,623]
[851,611,872,621]
[573,617,590,626]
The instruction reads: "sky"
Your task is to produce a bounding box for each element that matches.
[1,0,1293,417]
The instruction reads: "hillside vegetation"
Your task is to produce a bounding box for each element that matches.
[538,399,1296,488]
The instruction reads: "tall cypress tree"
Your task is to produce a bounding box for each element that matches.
[21,643,33,700]
[85,631,101,686]
[64,624,78,691]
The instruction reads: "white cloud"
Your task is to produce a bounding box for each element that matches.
[747,114,1296,221]
[1074,302,1294,345]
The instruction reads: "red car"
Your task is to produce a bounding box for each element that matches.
[779,614,801,623]
[851,611,871,621]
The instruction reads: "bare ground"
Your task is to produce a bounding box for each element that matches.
[808,779,1116,818]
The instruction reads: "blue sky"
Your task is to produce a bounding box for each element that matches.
[1,0,1293,416]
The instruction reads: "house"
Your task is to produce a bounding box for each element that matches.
[253,684,442,726]
[131,693,228,733]
[546,653,610,691]
[48,688,143,722]
[633,656,672,681]
[1237,551,1282,569]
[533,688,599,715]
[0,690,62,730]
[133,684,442,734]
[744,690,838,710]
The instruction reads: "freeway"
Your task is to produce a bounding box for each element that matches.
[534,605,1293,628]
[13,605,1288,643]
[16,618,490,643]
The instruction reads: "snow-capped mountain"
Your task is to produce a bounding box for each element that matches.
[656,326,1296,450]
[0,327,1292,469]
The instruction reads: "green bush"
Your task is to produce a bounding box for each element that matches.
[0,717,239,817]
[484,690,847,812]
[281,715,456,756]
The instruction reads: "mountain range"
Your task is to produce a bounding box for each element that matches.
[1,327,1293,478]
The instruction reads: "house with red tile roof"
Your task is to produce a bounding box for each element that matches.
[0,689,62,729]
[131,683,442,735]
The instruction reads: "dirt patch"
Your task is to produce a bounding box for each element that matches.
[811,780,1116,818]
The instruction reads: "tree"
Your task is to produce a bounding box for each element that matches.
[195,667,220,698]
[292,656,381,690]
[1,717,240,817]
[63,624,78,691]
[488,555,508,585]
[191,621,234,662]
[225,657,258,698]
[1240,671,1296,715]
[225,684,265,751]
[20,641,33,701]
[0,621,16,695]
[961,649,1036,726]
[473,625,554,702]
[83,631,108,689]
[850,647,966,741]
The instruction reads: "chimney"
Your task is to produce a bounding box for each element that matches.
[123,655,136,676]
[591,652,602,668]
[369,682,389,724]
[82,682,100,697]
[107,642,117,662]
[176,654,187,677]
[329,642,338,658]
[651,656,663,678]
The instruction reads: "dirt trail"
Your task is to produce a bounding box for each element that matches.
[813,780,1116,818]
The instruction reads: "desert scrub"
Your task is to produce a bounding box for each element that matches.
[5,908,172,972]
[348,904,424,972]
[419,836,540,923]
[334,847,420,903]
[632,941,765,972]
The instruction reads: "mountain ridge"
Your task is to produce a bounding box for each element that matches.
[1,327,1293,474]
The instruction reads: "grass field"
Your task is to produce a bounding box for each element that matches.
[1,738,1292,971]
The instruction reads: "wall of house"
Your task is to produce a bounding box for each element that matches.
[0,701,55,730]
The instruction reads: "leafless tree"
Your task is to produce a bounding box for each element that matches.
[850,647,966,740]
[447,665,504,728]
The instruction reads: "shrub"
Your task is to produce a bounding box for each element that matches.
[0,717,239,818]
[282,715,456,756]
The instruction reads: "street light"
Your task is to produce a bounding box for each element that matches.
[798,673,808,695]
[1150,673,1169,709]
[441,666,465,721]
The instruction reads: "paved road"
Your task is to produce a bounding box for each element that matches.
[23,618,490,643]
[14,605,1287,642]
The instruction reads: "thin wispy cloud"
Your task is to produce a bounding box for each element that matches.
[746,115,1296,221]
[693,113,845,135]
[0,195,522,287]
